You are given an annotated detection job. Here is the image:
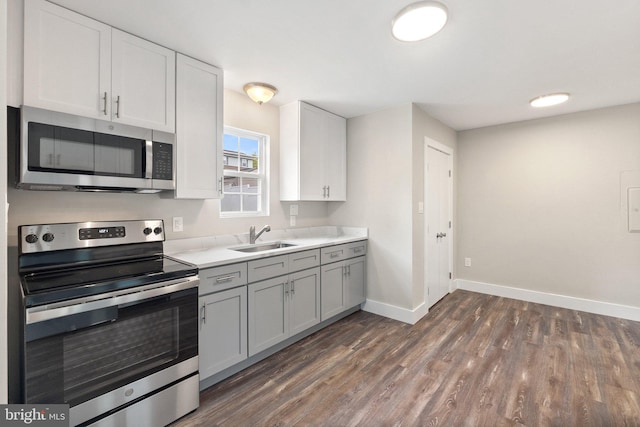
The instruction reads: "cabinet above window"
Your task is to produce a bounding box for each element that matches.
[280,101,347,201]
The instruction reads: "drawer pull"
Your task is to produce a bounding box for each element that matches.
[330,252,342,258]
[214,274,237,284]
[353,247,364,253]
[255,261,285,270]
[293,255,317,262]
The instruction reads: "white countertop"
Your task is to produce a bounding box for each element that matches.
[165,226,368,269]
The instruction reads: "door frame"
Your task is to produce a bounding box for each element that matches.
[424,137,454,309]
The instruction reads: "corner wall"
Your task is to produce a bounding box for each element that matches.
[328,104,414,312]
[457,103,640,310]
[328,104,457,323]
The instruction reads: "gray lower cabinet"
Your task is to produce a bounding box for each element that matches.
[321,255,366,321]
[199,286,248,379]
[248,267,321,357]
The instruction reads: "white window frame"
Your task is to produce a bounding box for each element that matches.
[220,126,270,218]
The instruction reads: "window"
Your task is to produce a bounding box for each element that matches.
[221,126,269,217]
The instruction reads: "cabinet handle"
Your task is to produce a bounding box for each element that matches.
[56,154,61,166]
[353,247,363,254]
[284,281,289,299]
[102,92,108,115]
[348,265,351,275]
[200,303,206,325]
[293,255,317,263]
[115,95,121,118]
[322,186,327,198]
[255,261,285,270]
[327,185,330,199]
[218,177,223,194]
[330,252,341,258]
[291,280,295,295]
[214,274,236,284]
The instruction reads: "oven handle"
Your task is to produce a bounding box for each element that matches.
[25,276,199,325]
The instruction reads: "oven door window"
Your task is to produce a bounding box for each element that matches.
[24,288,197,406]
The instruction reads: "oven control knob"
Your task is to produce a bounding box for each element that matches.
[153,227,163,235]
[25,234,38,244]
[42,233,55,242]
[143,227,152,235]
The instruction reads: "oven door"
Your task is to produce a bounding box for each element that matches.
[23,278,198,409]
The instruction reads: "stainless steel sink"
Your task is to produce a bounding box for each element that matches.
[231,242,297,253]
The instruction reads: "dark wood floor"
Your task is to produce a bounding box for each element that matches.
[172,290,640,426]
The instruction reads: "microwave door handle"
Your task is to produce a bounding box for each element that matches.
[145,140,153,179]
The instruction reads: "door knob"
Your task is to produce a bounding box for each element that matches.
[436,232,447,239]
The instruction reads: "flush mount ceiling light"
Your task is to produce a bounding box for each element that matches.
[391,1,449,42]
[243,83,278,105]
[529,93,570,108]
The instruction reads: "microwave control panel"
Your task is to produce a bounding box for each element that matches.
[152,142,173,180]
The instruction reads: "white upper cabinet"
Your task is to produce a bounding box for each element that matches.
[24,0,111,119]
[280,101,347,201]
[24,0,176,132]
[110,29,175,131]
[174,54,223,199]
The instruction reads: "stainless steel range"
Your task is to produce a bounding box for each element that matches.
[18,220,199,427]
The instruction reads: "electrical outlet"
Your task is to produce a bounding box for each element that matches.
[464,257,471,267]
[290,204,299,216]
[172,217,184,232]
[290,215,296,227]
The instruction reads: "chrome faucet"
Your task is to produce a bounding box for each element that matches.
[249,225,271,244]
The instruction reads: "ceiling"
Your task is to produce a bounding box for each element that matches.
[51,0,640,131]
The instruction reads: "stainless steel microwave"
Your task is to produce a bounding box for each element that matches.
[17,106,175,193]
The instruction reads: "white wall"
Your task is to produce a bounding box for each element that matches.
[328,104,414,310]
[328,104,457,322]
[457,103,640,308]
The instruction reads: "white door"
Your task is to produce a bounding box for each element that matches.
[23,0,111,118]
[111,29,176,132]
[425,141,452,307]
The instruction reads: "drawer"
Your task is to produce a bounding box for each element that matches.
[289,249,320,273]
[346,240,367,258]
[321,240,367,264]
[248,254,289,283]
[199,262,248,295]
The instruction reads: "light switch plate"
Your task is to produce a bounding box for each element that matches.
[173,216,184,232]
[418,202,424,214]
[290,204,299,216]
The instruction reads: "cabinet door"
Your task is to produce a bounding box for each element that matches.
[199,287,248,380]
[299,103,328,200]
[320,262,346,321]
[325,112,347,201]
[175,54,223,199]
[289,268,321,336]
[248,277,289,357]
[346,256,366,308]
[24,0,111,119]
[111,29,176,132]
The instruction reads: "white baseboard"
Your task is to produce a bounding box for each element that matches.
[455,279,640,322]
[362,299,428,325]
